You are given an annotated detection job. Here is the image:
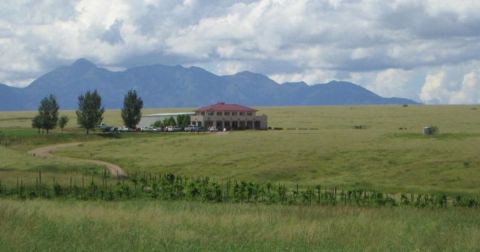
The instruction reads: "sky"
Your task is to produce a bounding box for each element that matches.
[1,0,480,104]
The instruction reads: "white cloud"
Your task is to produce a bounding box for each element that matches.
[420,71,451,104]
[420,66,480,104]
[449,71,480,104]
[270,69,336,85]
[368,69,412,98]
[0,0,480,103]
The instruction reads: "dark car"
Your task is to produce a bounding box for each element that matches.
[100,125,118,133]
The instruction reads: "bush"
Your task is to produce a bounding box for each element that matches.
[152,120,163,128]
[353,125,367,129]
[423,126,439,135]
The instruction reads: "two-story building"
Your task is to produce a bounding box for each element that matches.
[191,102,268,130]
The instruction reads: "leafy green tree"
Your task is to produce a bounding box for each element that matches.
[175,115,183,127]
[176,114,191,128]
[163,116,176,127]
[76,90,104,134]
[36,95,59,134]
[121,89,143,129]
[32,115,43,134]
[152,120,163,128]
[58,115,69,132]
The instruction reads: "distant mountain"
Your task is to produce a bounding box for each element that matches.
[0,59,417,111]
[0,83,23,111]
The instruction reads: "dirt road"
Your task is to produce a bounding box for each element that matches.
[28,142,127,178]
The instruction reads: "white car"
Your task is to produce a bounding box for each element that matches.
[118,127,130,132]
[142,127,159,132]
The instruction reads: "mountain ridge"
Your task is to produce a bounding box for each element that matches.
[0,59,418,111]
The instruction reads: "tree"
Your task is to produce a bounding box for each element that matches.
[176,114,191,128]
[35,95,59,134]
[121,89,143,129]
[58,115,69,132]
[32,115,43,134]
[163,116,176,127]
[152,120,163,128]
[76,90,104,134]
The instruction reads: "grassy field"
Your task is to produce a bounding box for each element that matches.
[1,199,479,251]
[46,105,480,194]
[1,105,480,251]
[2,105,480,193]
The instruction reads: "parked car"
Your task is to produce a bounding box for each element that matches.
[208,126,218,132]
[184,125,201,132]
[101,126,118,133]
[118,127,130,132]
[166,126,182,132]
[99,124,118,133]
[142,127,160,132]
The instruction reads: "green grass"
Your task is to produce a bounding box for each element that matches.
[0,199,479,251]
[2,105,480,194]
[43,105,480,194]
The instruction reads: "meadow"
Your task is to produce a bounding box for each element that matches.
[1,199,480,251]
[2,105,480,193]
[1,105,480,251]
[34,106,480,193]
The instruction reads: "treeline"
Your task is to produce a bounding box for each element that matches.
[152,114,191,128]
[1,172,479,209]
[32,89,143,134]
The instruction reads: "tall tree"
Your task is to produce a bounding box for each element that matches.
[32,115,43,134]
[76,90,104,134]
[121,89,143,129]
[58,115,69,133]
[36,95,59,134]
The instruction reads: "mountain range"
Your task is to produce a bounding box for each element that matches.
[0,59,417,111]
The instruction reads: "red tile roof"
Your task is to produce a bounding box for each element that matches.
[195,102,257,112]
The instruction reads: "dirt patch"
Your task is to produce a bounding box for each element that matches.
[28,142,127,178]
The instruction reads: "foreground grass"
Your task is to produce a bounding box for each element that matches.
[0,199,479,251]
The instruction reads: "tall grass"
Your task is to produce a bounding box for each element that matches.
[1,199,479,251]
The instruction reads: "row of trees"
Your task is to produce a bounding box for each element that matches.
[32,90,143,134]
[152,114,191,128]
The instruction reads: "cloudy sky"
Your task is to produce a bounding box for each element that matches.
[1,0,480,104]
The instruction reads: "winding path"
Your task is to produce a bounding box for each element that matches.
[28,142,127,178]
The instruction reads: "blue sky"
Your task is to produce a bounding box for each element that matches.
[1,0,480,104]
